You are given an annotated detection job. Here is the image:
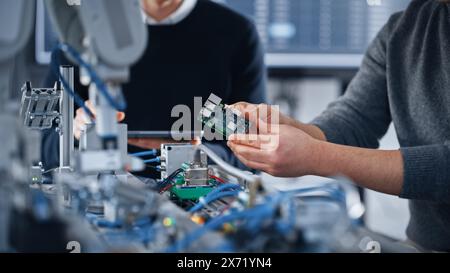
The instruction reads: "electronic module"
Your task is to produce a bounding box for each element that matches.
[198,93,252,139]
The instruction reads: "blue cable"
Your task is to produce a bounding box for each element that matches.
[188,184,242,213]
[168,184,348,252]
[143,157,161,164]
[188,191,240,213]
[167,199,284,252]
[171,191,296,252]
[205,183,242,197]
[87,215,123,228]
[130,149,158,157]
[101,218,156,245]
[54,43,127,111]
[207,190,240,202]
[166,208,253,252]
[175,196,274,252]
[243,194,283,234]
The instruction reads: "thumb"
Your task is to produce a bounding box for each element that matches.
[227,102,258,116]
[255,119,279,135]
[117,112,126,122]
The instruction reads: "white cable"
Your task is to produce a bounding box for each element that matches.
[197,144,259,184]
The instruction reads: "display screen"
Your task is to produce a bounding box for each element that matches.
[215,0,410,68]
[36,0,411,68]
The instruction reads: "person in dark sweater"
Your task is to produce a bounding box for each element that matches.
[228,0,450,252]
[42,0,266,171]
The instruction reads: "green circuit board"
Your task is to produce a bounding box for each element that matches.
[198,93,251,138]
[170,179,214,201]
[168,163,216,201]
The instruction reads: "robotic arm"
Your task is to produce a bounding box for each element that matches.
[44,0,148,172]
[0,0,35,112]
[45,0,148,82]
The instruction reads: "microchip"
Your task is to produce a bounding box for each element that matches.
[198,93,252,139]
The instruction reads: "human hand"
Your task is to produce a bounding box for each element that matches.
[228,102,326,141]
[227,102,299,130]
[227,123,322,177]
[74,100,125,140]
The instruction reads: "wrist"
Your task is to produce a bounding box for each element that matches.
[309,139,332,177]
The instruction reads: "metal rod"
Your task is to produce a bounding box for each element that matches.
[59,65,74,168]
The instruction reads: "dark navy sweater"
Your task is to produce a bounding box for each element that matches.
[42,0,266,170]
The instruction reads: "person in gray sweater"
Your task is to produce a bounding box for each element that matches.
[227,0,450,252]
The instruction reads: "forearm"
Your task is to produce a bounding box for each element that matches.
[313,141,404,195]
[286,118,326,141]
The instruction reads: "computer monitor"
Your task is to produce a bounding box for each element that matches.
[35,0,411,68]
[215,0,410,68]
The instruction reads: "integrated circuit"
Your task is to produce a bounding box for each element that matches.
[198,93,252,139]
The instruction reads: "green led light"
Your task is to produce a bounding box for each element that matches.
[163,217,175,227]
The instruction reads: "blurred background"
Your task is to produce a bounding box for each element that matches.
[23,0,410,240]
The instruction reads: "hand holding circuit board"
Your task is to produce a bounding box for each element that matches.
[198,93,253,140]
[198,93,288,140]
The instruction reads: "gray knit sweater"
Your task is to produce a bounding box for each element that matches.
[312,0,450,251]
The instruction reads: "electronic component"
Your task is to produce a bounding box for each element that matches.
[159,144,212,200]
[160,144,206,180]
[160,145,214,201]
[169,179,215,201]
[20,81,61,129]
[198,93,251,139]
[184,150,208,186]
[168,161,216,201]
[29,164,44,184]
